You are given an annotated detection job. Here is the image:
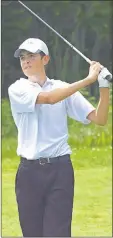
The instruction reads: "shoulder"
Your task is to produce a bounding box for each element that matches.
[8,78,26,90]
[8,78,32,95]
[50,78,69,88]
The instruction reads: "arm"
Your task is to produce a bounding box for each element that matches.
[36,76,93,104]
[87,88,109,126]
[36,61,102,104]
[8,62,102,114]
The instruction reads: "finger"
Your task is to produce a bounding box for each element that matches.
[90,61,96,65]
[94,62,102,69]
[95,62,103,70]
[100,65,104,69]
[92,65,101,72]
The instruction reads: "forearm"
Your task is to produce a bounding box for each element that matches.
[95,88,110,125]
[37,61,103,105]
[47,76,93,104]
[88,88,110,125]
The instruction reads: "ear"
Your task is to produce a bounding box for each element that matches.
[43,55,50,65]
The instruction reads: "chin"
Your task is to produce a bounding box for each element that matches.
[23,73,31,77]
[23,70,34,77]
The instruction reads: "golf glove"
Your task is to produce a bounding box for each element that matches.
[98,67,112,88]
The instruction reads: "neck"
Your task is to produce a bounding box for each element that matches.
[28,71,47,86]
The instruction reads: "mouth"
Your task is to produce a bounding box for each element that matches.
[24,66,32,70]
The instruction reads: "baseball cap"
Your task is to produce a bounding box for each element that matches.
[14,38,49,58]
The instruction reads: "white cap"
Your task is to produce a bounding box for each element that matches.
[14,38,49,58]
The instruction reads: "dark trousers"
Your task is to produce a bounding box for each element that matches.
[15,154,74,237]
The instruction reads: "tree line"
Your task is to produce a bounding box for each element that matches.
[2,1,112,100]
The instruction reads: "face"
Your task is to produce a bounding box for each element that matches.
[19,50,50,77]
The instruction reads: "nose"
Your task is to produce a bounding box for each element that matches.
[23,58,30,66]
[26,58,30,64]
[22,59,31,70]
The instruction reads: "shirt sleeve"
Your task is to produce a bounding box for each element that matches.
[8,82,42,113]
[65,91,96,124]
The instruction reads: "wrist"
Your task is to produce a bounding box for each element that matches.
[99,88,110,92]
[99,88,110,102]
[83,76,94,86]
[99,88,110,97]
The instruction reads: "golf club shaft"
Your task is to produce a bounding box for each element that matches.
[18,0,92,64]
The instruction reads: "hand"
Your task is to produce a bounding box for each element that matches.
[88,61,103,83]
[98,67,111,88]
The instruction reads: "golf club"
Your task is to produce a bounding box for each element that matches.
[18,1,113,82]
[2,0,112,82]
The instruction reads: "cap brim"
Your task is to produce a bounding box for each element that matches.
[14,48,43,58]
[14,49,22,58]
[14,49,34,58]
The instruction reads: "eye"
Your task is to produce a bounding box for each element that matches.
[20,56,25,61]
[19,54,35,61]
[30,54,35,58]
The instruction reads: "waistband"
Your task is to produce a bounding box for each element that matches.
[21,154,70,166]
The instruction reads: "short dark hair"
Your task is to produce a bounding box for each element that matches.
[39,51,46,59]
[20,50,46,59]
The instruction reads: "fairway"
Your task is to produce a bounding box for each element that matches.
[2,146,112,237]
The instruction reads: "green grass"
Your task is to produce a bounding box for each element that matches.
[71,167,112,236]
[2,92,112,236]
[2,144,112,237]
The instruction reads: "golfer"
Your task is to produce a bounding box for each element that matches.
[8,38,110,237]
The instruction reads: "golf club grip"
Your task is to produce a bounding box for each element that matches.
[105,74,112,82]
[99,68,112,82]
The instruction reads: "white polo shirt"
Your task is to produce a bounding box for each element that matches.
[8,77,95,160]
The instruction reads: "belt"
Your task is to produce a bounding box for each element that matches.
[21,154,70,166]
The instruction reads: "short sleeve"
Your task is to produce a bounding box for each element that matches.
[8,81,42,113]
[65,91,95,124]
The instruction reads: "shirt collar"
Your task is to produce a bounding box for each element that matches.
[42,77,53,87]
[20,77,53,87]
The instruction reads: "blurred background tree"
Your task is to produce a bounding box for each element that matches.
[1,1,112,139]
[2,0,112,99]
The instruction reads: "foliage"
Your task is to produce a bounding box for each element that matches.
[2,98,112,149]
[68,115,112,148]
[2,1,112,98]
[2,99,17,138]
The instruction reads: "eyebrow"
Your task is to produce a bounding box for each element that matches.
[20,52,33,56]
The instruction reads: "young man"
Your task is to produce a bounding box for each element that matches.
[8,38,110,237]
